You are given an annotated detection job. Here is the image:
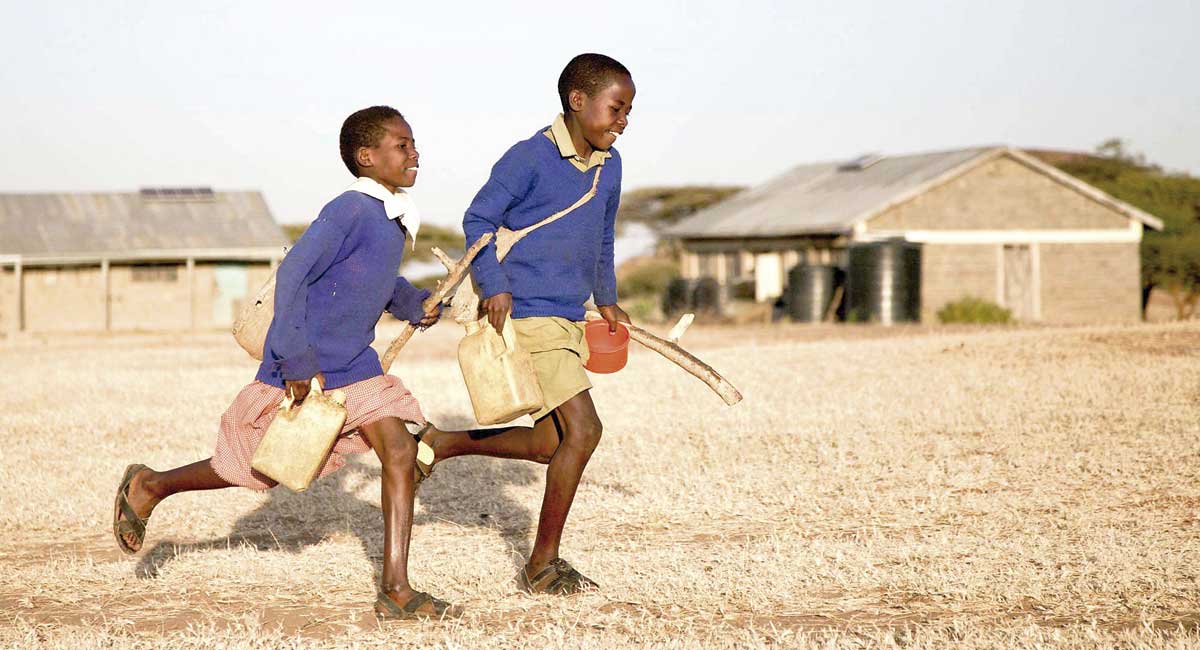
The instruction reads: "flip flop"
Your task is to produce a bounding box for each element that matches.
[374,590,463,621]
[517,558,599,595]
[112,463,150,555]
[412,423,436,487]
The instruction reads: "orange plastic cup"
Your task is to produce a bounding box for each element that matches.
[583,320,629,373]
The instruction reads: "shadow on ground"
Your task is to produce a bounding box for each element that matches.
[135,450,541,580]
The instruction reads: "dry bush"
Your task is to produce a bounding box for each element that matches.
[1,320,1198,648]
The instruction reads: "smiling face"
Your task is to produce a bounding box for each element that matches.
[356,117,419,192]
[569,74,636,153]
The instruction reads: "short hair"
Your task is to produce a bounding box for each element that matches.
[339,106,405,176]
[557,53,632,114]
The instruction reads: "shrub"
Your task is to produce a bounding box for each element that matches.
[618,259,679,298]
[937,297,1012,324]
[623,294,664,323]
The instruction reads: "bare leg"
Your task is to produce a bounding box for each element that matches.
[526,391,602,574]
[418,392,603,582]
[118,459,234,551]
[359,416,457,616]
[422,414,563,465]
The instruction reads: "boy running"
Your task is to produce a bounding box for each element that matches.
[415,53,636,594]
[111,106,461,620]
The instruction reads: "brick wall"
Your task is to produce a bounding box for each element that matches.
[110,264,191,330]
[869,155,1132,231]
[24,266,107,331]
[1040,243,1140,323]
[920,244,998,322]
[3,260,274,333]
[0,268,14,333]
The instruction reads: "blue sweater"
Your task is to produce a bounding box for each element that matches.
[463,128,622,321]
[255,191,430,389]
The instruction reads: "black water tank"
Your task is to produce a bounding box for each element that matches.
[692,277,722,315]
[663,278,699,315]
[844,240,921,324]
[787,265,839,322]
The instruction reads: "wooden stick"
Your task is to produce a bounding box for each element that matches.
[665,313,694,343]
[449,167,604,325]
[586,311,743,406]
[380,233,492,373]
[432,247,455,271]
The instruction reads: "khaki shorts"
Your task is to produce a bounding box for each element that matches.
[511,316,591,420]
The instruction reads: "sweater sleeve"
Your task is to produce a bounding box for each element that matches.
[593,159,621,306]
[463,145,532,299]
[271,215,349,381]
[386,276,433,324]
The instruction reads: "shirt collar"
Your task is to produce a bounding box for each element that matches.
[544,114,611,172]
[346,176,421,248]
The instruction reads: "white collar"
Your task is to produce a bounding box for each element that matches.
[346,177,421,248]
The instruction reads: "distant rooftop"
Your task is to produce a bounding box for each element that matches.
[665,146,1161,238]
[0,188,288,257]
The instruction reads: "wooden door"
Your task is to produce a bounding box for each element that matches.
[1003,245,1034,321]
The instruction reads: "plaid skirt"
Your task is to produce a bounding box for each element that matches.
[210,374,424,490]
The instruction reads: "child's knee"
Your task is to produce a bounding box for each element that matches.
[565,417,603,453]
[379,433,417,468]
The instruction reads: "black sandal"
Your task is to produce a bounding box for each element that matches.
[374,590,463,620]
[112,464,150,555]
[517,558,599,595]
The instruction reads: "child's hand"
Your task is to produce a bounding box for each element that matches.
[416,302,443,330]
[482,292,513,333]
[284,372,326,406]
[596,304,631,333]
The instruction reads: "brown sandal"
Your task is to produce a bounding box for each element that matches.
[374,590,463,620]
[517,558,599,595]
[112,464,150,555]
[412,423,436,487]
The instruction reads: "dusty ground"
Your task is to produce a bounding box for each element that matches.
[1,319,1198,648]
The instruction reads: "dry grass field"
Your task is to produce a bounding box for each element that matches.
[1,319,1198,648]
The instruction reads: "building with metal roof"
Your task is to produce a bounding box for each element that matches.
[664,147,1162,324]
[0,187,288,334]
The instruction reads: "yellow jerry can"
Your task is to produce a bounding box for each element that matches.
[251,378,348,492]
[458,316,544,425]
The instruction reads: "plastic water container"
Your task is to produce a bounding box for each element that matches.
[583,320,629,374]
[250,378,348,493]
[457,317,544,425]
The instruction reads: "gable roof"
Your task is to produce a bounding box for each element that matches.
[665,147,1164,239]
[0,188,288,258]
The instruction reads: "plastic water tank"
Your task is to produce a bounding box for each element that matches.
[787,265,839,322]
[691,277,722,315]
[663,278,699,316]
[844,240,921,324]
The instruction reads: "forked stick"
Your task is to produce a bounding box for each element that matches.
[379,233,492,373]
[585,310,743,406]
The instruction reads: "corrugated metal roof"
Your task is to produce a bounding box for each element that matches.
[665,147,994,238]
[664,146,1163,238]
[0,189,288,256]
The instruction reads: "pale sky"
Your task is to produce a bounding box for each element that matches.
[1,1,1195,228]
